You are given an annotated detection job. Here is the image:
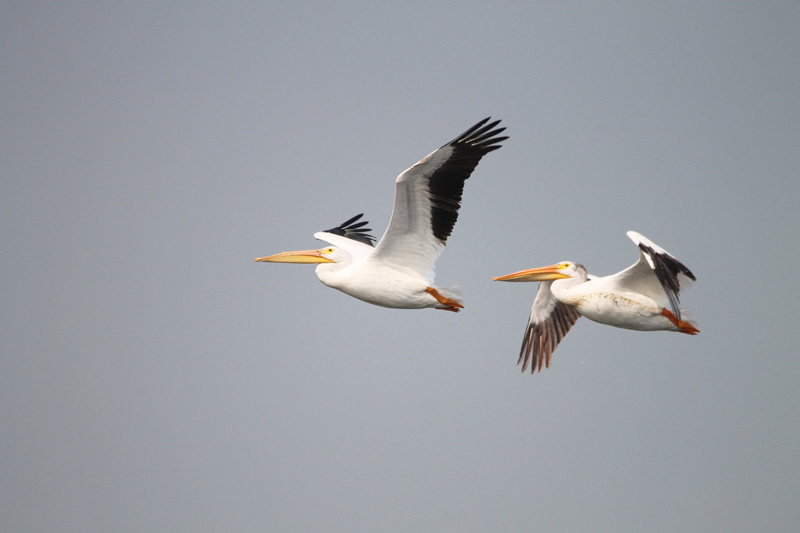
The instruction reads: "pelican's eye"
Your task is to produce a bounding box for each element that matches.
[321,248,334,254]
[558,262,570,269]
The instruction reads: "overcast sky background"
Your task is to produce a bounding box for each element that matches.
[2,2,799,532]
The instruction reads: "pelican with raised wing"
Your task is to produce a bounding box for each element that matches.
[256,118,507,312]
[494,231,699,373]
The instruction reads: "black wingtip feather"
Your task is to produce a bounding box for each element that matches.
[637,242,696,321]
[323,213,377,246]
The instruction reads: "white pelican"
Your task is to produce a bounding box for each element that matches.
[256,118,507,312]
[494,231,699,373]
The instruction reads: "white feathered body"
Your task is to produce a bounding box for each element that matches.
[315,256,459,309]
[551,277,679,331]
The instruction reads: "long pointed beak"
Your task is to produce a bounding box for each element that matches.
[255,249,334,264]
[493,264,571,282]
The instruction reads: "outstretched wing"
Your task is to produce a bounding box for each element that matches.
[371,118,507,281]
[518,281,582,374]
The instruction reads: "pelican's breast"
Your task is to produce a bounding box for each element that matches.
[574,290,670,330]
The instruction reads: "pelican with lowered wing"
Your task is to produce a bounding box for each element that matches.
[494,231,699,373]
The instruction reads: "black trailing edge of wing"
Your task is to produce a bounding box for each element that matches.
[428,117,508,244]
[323,213,377,247]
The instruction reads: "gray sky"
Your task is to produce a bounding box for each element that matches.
[2,2,799,532]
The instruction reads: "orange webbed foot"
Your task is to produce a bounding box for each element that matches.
[425,287,463,313]
[661,308,699,335]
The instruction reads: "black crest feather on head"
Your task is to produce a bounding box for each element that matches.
[323,214,377,247]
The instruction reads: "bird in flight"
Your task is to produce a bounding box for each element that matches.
[256,117,507,312]
[494,231,698,373]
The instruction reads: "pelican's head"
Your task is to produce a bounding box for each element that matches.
[493,261,582,282]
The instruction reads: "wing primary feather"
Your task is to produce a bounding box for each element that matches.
[518,321,535,372]
[323,213,377,247]
[444,117,508,150]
